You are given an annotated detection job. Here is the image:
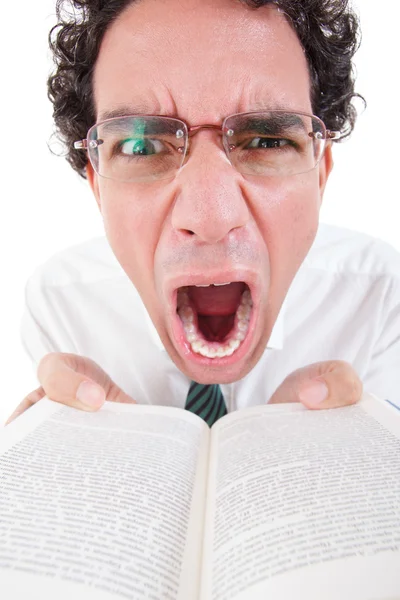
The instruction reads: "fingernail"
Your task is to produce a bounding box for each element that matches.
[76,381,105,408]
[298,380,329,407]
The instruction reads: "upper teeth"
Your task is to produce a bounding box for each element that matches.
[195,282,231,288]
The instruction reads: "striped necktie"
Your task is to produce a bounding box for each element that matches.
[185,381,227,427]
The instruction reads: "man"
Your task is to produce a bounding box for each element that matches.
[6,0,400,424]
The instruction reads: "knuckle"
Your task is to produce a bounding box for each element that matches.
[37,352,61,378]
[341,367,363,403]
[38,351,59,368]
[44,371,65,396]
[23,387,44,405]
[107,385,124,403]
[351,375,363,403]
[335,359,353,374]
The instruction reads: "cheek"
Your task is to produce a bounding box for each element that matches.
[283,182,320,261]
[97,181,162,291]
[252,173,321,285]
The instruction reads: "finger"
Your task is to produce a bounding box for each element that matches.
[37,353,135,412]
[5,386,46,425]
[270,360,363,410]
[298,361,363,409]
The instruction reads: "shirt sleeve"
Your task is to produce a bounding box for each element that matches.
[20,271,74,369]
[363,279,400,408]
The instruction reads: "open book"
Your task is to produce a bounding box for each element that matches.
[0,393,399,600]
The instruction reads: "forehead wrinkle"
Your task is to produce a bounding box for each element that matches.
[94,78,178,123]
[236,74,282,114]
[235,73,305,116]
[157,72,294,125]
[93,0,312,125]
[95,76,310,128]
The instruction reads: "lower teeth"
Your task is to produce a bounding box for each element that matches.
[177,289,252,358]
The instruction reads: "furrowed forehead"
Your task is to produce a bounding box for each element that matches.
[92,0,312,123]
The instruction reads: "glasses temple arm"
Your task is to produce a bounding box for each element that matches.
[326,130,341,140]
[74,140,88,150]
[74,139,104,150]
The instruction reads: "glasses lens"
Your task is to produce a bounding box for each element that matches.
[88,116,188,182]
[223,112,326,177]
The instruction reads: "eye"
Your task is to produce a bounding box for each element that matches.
[119,138,164,156]
[246,137,291,150]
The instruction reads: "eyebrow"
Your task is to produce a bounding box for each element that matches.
[98,107,309,134]
[98,106,172,122]
[236,113,307,134]
[99,116,182,137]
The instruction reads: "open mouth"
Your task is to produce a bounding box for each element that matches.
[176,281,253,359]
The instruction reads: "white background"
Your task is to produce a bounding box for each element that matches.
[0,0,399,425]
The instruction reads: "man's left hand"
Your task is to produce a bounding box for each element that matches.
[269,360,363,409]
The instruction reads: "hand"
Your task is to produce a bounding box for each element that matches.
[5,352,135,425]
[269,360,363,409]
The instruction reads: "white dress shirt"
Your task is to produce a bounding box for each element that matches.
[21,223,400,410]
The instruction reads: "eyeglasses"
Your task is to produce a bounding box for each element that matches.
[74,110,341,183]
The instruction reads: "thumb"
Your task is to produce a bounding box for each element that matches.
[269,360,363,409]
[38,352,135,411]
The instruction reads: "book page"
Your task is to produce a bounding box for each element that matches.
[200,394,400,600]
[0,398,210,600]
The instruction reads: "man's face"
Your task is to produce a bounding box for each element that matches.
[88,0,332,384]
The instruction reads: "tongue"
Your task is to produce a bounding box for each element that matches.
[198,314,236,340]
[188,282,245,316]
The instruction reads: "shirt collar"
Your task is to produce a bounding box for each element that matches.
[266,299,285,350]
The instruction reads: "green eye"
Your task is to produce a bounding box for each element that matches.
[120,138,164,156]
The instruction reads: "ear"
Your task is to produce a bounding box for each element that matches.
[86,162,102,213]
[318,143,334,204]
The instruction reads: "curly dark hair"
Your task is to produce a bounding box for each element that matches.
[48,0,363,178]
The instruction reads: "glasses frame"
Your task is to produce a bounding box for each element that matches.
[74,110,341,182]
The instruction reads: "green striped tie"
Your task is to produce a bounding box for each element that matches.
[185,382,227,427]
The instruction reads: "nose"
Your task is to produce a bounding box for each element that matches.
[171,137,250,244]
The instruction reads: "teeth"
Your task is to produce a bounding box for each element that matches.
[187,333,199,343]
[242,290,253,306]
[199,345,213,357]
[238,320,248,332]
[194,282,232,288]
[216,347,226,358]
[178,305,194,322]
[189,336,245,359]
[177,286,253,359]
[192,341,204,353]
[224,346,235,357]
[184,322,196,334]
[177,291,190,307]
[237,305,251,320]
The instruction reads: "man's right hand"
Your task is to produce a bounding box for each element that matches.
[5,352,135,425]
